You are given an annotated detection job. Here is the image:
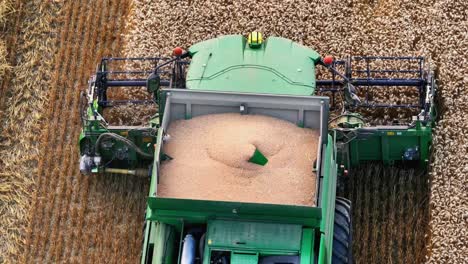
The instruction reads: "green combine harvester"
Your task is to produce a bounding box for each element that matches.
[79,33,436,264]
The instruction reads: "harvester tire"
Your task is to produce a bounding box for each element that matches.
[332,197,353,264]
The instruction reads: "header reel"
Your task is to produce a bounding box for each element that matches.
[92,55,188,108]
[317,56,436,127]
[318,56,437,168]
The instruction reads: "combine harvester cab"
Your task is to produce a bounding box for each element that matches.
[78,33,436,264]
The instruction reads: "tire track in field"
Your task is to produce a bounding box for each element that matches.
[46,0,106,259]
[67,0,107,258]
[72,0,112,258]
[30,0,88,259]
[23,0,73,259]
[75,1,118,260]
[87,2,122,262]
[45,0,90,257]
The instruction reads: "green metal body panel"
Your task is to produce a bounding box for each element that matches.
[142,222,175,264]
[202,220,313,264]
[231,253,259,263]
[187,35,320,95]
[317,137,337,264]
[147,197,322,227]
[348,124,432,167]
[79,126,155,169]
[300,228,315,264]
[206,220,302,252]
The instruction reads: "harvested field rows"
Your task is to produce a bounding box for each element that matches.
[338,164,430,264]
[13,0,147,263]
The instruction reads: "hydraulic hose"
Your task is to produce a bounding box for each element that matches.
[95,132,153,159]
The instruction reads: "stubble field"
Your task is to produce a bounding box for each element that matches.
[1,0,147,263]
[0,0,466,263]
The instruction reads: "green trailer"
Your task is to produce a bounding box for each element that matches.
[78,33,436,264]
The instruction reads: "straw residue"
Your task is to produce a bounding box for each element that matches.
[0,1,61,261]
[158,113,318,206]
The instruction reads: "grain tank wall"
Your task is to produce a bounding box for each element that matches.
[146,89,330,225]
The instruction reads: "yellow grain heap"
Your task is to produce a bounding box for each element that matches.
[159,113,319,206]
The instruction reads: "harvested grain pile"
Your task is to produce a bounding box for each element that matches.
[124,0,467,262]
[159,113,318,206]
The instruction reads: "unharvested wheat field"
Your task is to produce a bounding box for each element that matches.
[0,0,466,263]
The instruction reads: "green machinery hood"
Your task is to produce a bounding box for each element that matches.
[187,35,321,95]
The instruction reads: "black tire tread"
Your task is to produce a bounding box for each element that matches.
[332,197,353,264]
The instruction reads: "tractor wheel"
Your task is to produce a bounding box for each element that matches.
[332,197,353,264]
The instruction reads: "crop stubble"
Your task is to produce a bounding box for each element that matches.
[19,0,147,263]
[340,164,430,264]
[0,0,62,262]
